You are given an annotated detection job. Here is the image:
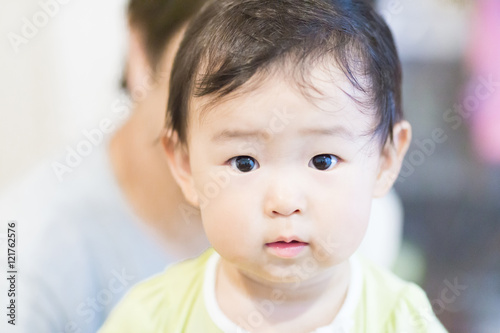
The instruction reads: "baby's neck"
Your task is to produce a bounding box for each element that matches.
[216,259,351,332]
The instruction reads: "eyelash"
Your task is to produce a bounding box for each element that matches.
[227,154,341,172]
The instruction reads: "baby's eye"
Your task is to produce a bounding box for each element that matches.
[229,156,259,172]
[309,154,339,171]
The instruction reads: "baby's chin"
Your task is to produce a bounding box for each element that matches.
[236,258,346,286]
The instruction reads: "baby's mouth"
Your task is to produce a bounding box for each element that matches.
[265,240,309,258]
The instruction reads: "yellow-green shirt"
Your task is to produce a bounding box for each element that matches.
[99,248,447,333]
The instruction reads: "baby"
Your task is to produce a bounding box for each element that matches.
[100,0,447,332]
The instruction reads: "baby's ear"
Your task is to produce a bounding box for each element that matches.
[373,120,412,197]
[162,130,200,207]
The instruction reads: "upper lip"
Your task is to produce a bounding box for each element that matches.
[266,236,308,244]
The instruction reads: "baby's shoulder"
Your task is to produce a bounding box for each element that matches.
[98,249,214,333]
[121,248,213,304]
[355,257,447,332]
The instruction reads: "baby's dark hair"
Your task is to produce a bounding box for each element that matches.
[167,0,402,146]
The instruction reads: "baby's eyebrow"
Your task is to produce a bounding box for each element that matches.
[211,126,353,143]
[299,126,354,139]
[211,129,266,143]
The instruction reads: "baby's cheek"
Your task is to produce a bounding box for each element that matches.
[312,226,363,266]
[312,201,370,263]
[200,189,253,248]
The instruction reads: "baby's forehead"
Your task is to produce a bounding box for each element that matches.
[189,63,375,125]
[185,71,378,148]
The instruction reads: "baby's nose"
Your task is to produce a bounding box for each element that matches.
[263,173,306,217]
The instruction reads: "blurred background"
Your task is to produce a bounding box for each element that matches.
[1,0,499,332]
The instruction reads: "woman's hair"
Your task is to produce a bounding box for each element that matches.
[167,0,402,146]
[127,0,206,70]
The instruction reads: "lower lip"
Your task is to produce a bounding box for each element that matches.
[265,242,308,258]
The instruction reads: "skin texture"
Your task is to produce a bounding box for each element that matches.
[165,66,411,331]
[109,24,209,260]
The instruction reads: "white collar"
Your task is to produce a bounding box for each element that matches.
[203,253,362,333]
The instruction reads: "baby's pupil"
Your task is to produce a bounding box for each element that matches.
[313,155,332,170]
[236,156,255,172]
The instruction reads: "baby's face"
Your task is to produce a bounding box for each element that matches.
[183,69,386,283]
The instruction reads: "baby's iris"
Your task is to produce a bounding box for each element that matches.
[231,156,258,172]
[310,154,338,171]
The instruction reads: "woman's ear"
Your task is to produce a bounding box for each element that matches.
[162,131,200,207]
[373,120,412,197]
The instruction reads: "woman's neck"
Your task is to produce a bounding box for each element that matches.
[109,112,209,260]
